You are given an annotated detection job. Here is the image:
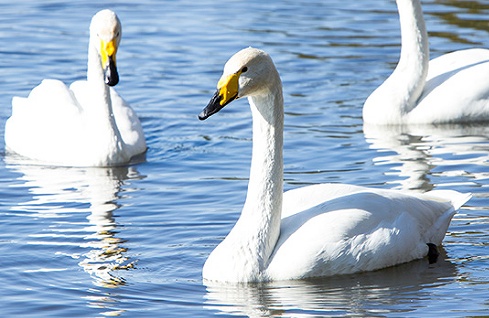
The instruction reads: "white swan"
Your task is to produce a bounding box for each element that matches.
[4,9,146,166]
[363,0,489,125]
[199,47,471,283]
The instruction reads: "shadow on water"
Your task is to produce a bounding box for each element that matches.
[5,154,145,289]
[204,249,457,317]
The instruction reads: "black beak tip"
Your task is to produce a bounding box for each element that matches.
[198,90,223,121]
[105,69,119,86]
[105,56,119,86]
[198,111,208,121]
[105,75,119,87]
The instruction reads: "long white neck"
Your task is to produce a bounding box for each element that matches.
[203,79,284,282]
[242,90,284,263]
[363,0,429,124]
[83,38,126,164]
[396,0,429,108]
[87,39,113,119]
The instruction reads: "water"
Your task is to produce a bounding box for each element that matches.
[0,0,488,316]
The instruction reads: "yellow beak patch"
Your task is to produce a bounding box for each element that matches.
[100,39,118,67]
[217,71,241,106]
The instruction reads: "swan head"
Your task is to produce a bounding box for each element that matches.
[90,9,121,86]
[199,47,277,120]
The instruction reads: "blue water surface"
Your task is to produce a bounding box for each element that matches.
[0,0,488,317]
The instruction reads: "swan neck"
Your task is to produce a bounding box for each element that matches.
[222,86,284,281]
[203,67,284,282]
[86,39,115,120]
[241,86,284,267]
[84,37,125,161]
[363,0,430,124]
[87,41,106,87]
[396,0,429,108]
[246,92,284,217]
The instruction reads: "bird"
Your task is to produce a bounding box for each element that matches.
[198,47,471,283]
[362,0,489,125]
[4,9,146,167]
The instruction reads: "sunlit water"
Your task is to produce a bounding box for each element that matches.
[0,0,488,317]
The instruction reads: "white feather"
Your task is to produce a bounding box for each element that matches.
[201,47,471,283]
[363,0,489,124]
[4,9,146,166]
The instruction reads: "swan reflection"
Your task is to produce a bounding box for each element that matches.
[363,123,489,191]
[205,251,456,317]
[6,156,144,288]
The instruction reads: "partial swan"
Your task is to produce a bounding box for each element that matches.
[199,47,471,283]
[363,0,489,125]
[4,9,146,166]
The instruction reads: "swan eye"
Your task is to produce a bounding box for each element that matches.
[241,66,248,73]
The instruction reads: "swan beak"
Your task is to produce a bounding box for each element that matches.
[199,72,240,120]
[100,39,119,86]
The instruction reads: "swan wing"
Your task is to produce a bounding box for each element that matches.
[5,79,82,159]
[411,51,489,123]
[266,184,469,280]
[109,88,147,155]
[427,48,489,79]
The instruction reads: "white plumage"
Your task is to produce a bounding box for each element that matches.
[199,47,470,283]
[4,9,146,166]
[363,0,489,125]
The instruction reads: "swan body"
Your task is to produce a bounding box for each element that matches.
[4,9,146,166]
[199,47,471,283]
[363,0,489,125]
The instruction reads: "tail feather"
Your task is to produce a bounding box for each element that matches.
[425,190,471,245]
